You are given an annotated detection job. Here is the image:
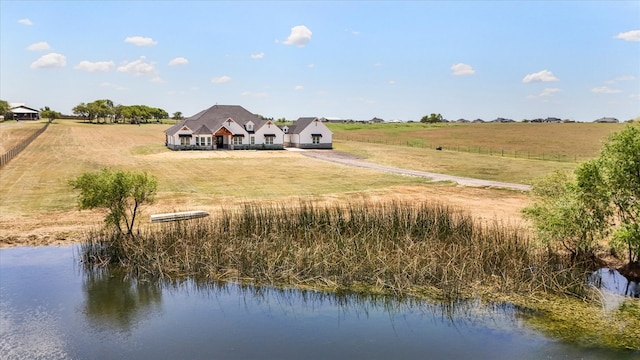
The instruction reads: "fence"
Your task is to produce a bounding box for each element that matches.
[337,136,582,163]
[0,122,50,168]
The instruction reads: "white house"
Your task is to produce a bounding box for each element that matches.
[284,117,333,149]
[165,105,285,150]
[9,104,40,120]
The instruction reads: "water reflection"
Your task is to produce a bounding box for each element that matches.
[1,246,638,359]
[82,267,162,331]
[591,268,640,297]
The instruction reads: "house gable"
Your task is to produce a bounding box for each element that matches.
[285,117,333,149]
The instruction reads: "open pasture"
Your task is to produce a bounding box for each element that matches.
[1,120,623,247]
[2,120,529,247]
[0,121,46,154]
[330,122,625,162]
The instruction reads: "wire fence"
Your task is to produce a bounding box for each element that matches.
[0,121,50,168]
[337,136,582,163]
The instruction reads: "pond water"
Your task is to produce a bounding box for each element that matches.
[1,246,638,359]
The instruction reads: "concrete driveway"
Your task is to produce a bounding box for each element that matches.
[298,149,531,191]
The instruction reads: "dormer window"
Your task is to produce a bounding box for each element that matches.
[245,121,254,132]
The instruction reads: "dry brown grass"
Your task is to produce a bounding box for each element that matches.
[1,120,531,248]
[0,120,46,154]
[331,122,624,162]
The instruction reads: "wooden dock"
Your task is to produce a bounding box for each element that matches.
[150,210,210,223]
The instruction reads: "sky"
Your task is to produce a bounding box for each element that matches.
[1,1,639,122]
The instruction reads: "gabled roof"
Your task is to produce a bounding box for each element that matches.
[193,124,213,135]
[288,117,319,134]
[166,105,266,136]
[10,105,39,114]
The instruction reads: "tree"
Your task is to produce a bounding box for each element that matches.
[523,169,610,261]
[40,106,61,122]
[70,168,158,236]
[523,123,640,264]
[87,99,115,123]
[72,103,89,121]
[599,123,640,263]
[420,113,443,123]
[172,111,183,120]
[0,99,9,119]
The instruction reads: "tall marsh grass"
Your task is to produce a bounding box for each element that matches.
[80,200,589,299]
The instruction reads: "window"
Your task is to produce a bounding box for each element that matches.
[196,136,202,146]
[233,137,243,145]
[207,137,212,146]
[265,136,274,145]
[180,136,190,146]
[250,136,255,145]
[312,136,321,144]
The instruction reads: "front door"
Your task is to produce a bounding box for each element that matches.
[216,136,224,149]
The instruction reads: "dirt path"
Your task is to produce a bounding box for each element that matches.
[300,150,531,191]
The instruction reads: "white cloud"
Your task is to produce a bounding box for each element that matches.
[307,63,315,68]
[168,57,189,66]
[522,70,559,83]
[30,53,66,69]
[74,60,115,72]
[613,30,640,42]
[250,52,265,59]
[388,80,396,85]
[117,56,158,77]
[18,18,32,26]
[539,88,561,97]
[591,86,622,94]
[451,63,475,76]
[606,75,636,84]
[212,75,231,84]
[100,82,127,91]
[124,36,158,46]
[26,42,51,51]
[282,25,312,47]
[294,85,304,91]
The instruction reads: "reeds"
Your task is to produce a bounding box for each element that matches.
[79,200,590,299]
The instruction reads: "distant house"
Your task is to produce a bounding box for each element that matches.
[320,117,346,123]
[370,117,385,123]
[594,117,619,123]
[491,117,515,123]
[165,105,284,150]
[10,105,40,120]
[284,117,333,149]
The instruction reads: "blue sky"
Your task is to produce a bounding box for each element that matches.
[1,1,638,121]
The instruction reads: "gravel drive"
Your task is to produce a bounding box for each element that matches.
[299,150,531,191]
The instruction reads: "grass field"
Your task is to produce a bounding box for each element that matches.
[0,119,624,247]
[330,122,625,162]
[0,121,46,154]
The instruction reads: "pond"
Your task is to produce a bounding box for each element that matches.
[1,246,637,359]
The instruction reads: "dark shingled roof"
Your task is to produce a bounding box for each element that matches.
[166,105,269,135]
[288,117,318,135]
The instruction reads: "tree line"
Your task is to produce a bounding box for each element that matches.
[1,98,184,124]
[72,99,176,124]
